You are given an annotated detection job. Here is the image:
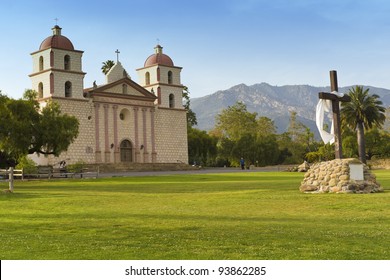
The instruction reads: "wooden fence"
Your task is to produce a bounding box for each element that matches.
[0,167,23,192]
[1,166,99,192]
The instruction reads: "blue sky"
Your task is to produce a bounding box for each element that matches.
[1,0,390,99]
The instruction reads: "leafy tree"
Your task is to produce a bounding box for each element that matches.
[187,127,217,166]
[341,86,386,163]
[101,60,115,75]
[287,111,307,142]
[281,111,312,163]
[365,127,390,159]
[182,86,197,128]
[215,102,257,141]
[257,116,276,137]
[0,90,79,165]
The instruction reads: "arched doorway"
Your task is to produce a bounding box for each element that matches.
[120,140,133,162]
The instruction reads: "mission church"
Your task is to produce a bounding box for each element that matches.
[29,25,188,167]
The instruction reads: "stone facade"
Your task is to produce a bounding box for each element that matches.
[29,26,188,168]
[300,158,383,194]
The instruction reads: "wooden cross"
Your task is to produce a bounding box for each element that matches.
[318,70,351,159]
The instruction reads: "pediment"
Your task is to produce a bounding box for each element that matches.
[85,77,156,100]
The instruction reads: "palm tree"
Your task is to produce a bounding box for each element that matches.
[341,86,386,163]
[101,60,115,75]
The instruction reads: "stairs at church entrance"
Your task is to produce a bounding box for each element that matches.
[95,162,197,173]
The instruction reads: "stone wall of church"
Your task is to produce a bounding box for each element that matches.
[31,48,84,99]
[159,86,184,109]
[30,71,51,98]
[155,107,188,163]
[137,65,158,86]
[158,65,181,85]
[31,49,51,73]
[46,97,96,166]
[53,72,85,99]
[50,49,83,72]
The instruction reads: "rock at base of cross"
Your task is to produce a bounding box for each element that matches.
[299,158,383,194]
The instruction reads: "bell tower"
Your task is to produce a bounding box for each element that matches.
[137,45,183,108]
[29,25,85,99]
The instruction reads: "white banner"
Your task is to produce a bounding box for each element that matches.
[1,260,389,280]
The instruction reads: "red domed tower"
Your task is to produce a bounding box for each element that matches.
[29,25,86,99]
[137,45,183,108]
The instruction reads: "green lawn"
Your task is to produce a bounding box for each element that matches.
[1,171,389,260]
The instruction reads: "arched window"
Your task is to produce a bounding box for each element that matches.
[120,140,133,162]
[145,72,150,85]
[168,71,173,84]
[38,82,43,98]
[169,93,175,108]
[65,81,72,97]
[39,56,44,71]
[50,51,54,67]
[64,55,70,70]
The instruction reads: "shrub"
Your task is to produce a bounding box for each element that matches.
[16,156,37,174]
[67,160,86,173]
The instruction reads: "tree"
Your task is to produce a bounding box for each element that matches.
[182,86,197,128]
[187,127,217,166]
[101,60,115,75]
[341,86,386,163]
[215,102,257,141]
[365,127,390,159]
[283,111,312,163]
[257,116,276,137]
[0,90,79,164]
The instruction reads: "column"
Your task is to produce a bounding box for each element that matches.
[142,108,149,163]
[133,107,140,162]
[150,108,157,163]
[112,105,119,163]
[94,103,101,163]
[103,104,110,163]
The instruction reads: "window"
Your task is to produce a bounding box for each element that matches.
[39,56,44,71]
[168,71,173,84]
[169,93,175,108]
[65,81,72,97]
[145,72,150,85]
[50,51,54,67]
[64,55,70,70]
[38,82,43,98]
[119,108,130,121]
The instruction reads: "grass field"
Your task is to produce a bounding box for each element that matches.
[1,171,389,260]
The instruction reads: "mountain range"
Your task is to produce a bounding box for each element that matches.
[191,83,390,138]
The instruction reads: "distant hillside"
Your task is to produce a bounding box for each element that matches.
[191,83,390,137]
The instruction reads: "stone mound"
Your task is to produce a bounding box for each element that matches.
[300,158,383,194]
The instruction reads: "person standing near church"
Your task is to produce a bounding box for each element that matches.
[240,158,245,170]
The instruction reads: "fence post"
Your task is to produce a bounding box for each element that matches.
[8,167,14,192]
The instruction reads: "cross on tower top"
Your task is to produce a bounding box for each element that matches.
[54,18,59,25]
[115,49,120,62]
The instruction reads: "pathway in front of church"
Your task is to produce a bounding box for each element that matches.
[98,165,295,178]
